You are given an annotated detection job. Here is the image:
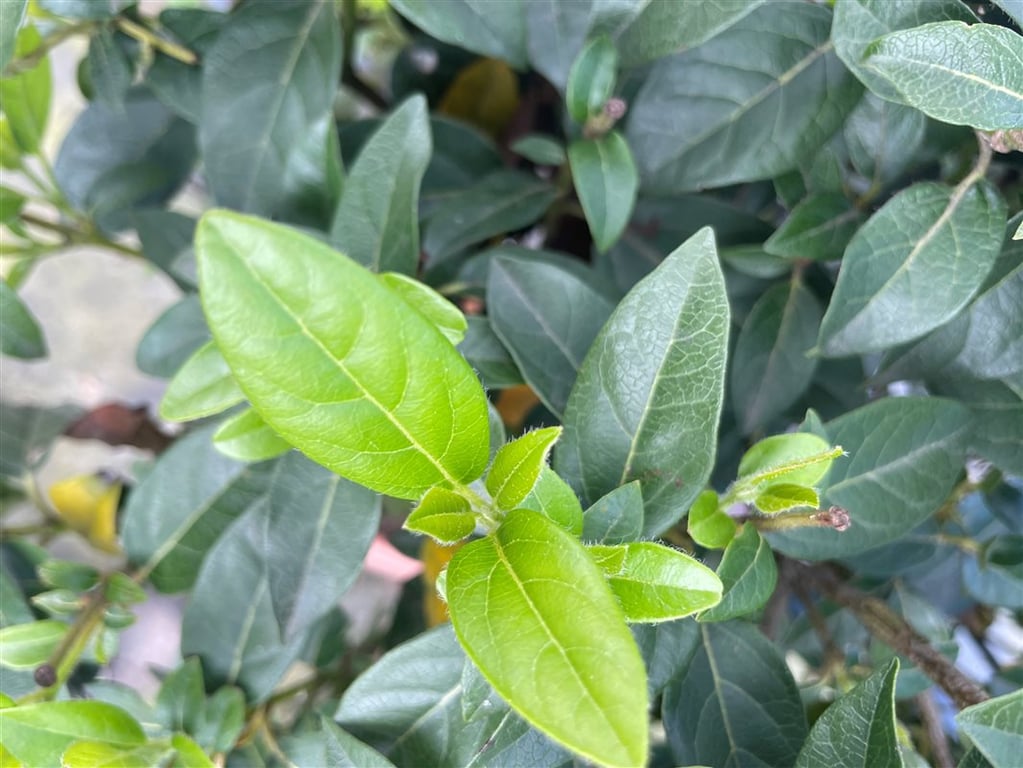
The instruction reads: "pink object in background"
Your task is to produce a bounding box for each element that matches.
[361,535,423,582]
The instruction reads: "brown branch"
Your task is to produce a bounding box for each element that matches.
[798,563,989,709]
[917,689,954,768]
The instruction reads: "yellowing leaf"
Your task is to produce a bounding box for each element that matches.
[439,58,519,139]
[49,474,121,553]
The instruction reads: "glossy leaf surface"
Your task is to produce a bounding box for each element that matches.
[556,228,729,536]
[197,210,490,499]
[0,702,145,767]
[447,509,648,768]
[404,486,476,545]
[212,407,291,463]
[569,132,638,253]
[588,542,723,622]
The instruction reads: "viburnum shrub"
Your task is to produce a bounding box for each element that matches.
[1,0,1021,766]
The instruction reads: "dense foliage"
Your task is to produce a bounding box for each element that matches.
[1,1,1022,766]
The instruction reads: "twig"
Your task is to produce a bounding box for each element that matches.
[798,563,989,709]
[917,688,954,768]
[2,21,96,77]
[115,17,198,65]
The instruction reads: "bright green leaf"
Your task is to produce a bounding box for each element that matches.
[0,619,66,668]
[627,3,862,193]
[0,185,25,225]
[404,487,476,545]
[447,508,648,768]
[588,542,723,623]
[698,524,777,623]
[520,465,584,536]
[687,490,736,550]
[615,0,766,66]
[196,210,490,500]
[0,25,50,154]
[730,280,822,435]
[0,701,145,767]
[556,227,729,537]
[565,35,617,123]
[60,741,178,768]
[818,181,1006,356]
[795,658,902,768]
[768,397,970,559]
[754,483,820,514]
[159,341,245,422]
[31,589,81,616]
[582,481,643,545]
[764,193,863,262]
[0,280,46,359]
[832,0,977,104]
[38,559,99,592]
[662,621,808,767]
[331,96,431,274]
[485,426,562,511]
[569,131,638,253]
[200,0,341,227]
[863,22,1023,131]
[956,689,1023,768]
[212,407,292,463]
[487,255,613,418]
[378,272,466,346]
[738,432,839,489]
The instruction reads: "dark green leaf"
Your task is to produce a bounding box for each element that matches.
[389,0,528,69]
[262,453,381,639]
[731,279,822,435]
[795,658,902,768]
[632,618,701,698]
[336,625,509,766]
[863,22,1023,131]
[200,0,341,227]
[136,294,210,378]
[132,210,197,288]
[662,621,808,768]
[764,193,863,262]
[212,408,291,463]
[121,426,273,592]
[556,228,729,536]
[832,0,977,103]
[487,254,614,418]
[565,35,617,123]
[768,397,970,559]
[147,8,226,123]
[0,701,145,767]
[54,88,196,231]
[196,210,490,500]
[0,280,45,359]
[699,523,777,623]
[283,717,396,768]
[37,0,127,19]
[616,0,766,66]
[421,117,503,197]
[627,3,862,193]
[0,25,50,154]
[330,96,431,274]
[511,134,566,166]
[180,499,308,702]
[447,509,647,767]
[569,131,638,253]
[934,375,1023,477]
[86,28,132,109]
[156,657,205,733]
[817,181,1006,356]
[0,0,26,70]
[457,316,524,390]
[582,481,643,545]
[422,170,558,266]
[0,402,81,483]
[159,341,245,422]
[844,93,927,186]
[956,689,1023,768]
